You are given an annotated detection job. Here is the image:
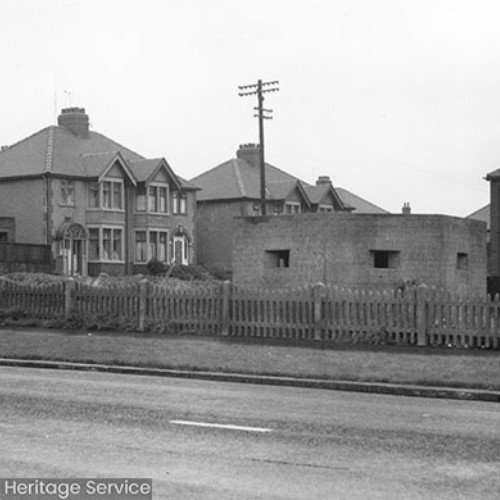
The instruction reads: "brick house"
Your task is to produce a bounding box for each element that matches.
[191,143,387,272]
[0,107,198,276]
[232,213,487,295]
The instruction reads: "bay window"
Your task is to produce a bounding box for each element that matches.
[135,229,169,263]
[88,226,124,262]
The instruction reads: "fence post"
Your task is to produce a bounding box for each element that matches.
[313,282,326,341]
[138,279,149,332]
[64,278,75,321]
[221,280,231,336]
[416,283,428,346]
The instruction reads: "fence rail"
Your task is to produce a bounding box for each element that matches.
[1,278,499,348]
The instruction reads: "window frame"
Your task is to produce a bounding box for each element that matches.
[284,201,301,215]
[318,204,334,213]
[60,179,76,206]
[87,179,124,211]
[147,183,170,215]
[134,228,170,264]
[172,191,188,215]
[87,225,125,263]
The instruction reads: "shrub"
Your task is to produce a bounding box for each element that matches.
[146,258,167,276]
[166,264,217,282]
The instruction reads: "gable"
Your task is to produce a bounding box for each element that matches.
[151,167,169,184]
[105,162,125,179]
[317,190,335,207]
[286,185,306,203]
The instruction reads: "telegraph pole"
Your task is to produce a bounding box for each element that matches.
[238,79,279,215]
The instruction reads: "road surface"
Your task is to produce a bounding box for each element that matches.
[0,366,499,499]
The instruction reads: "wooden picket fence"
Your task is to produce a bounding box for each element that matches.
[1,277,500,348]
[0,278,65,319]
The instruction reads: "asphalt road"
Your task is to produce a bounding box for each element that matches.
[0,366,499,499]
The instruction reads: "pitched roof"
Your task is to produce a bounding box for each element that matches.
[335,187,388,214]
[192,158,296,201]
[0,125,145,180]
[191,153,388,213]
[467,204,490,230]
[304,183,349,210]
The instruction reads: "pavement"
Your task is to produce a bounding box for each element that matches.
[1,357,499,403]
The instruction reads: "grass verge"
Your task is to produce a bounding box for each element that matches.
[0,326,499,391]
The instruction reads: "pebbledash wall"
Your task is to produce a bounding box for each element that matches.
[232,213,487,295]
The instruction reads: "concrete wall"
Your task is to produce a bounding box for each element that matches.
[233,213,487,295]
[195,200,248,271]
[195,199,280,271]
[0,179,44,244]
[0,217,15,242]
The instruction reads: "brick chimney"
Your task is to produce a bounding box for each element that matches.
[402,202,411,215]
[236,143,260,167]
[316,176,332,186]
[58,107,90,138]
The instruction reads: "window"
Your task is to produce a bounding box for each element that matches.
[102,182,112,209]
[88,180,123,210]
[88,182,100,208]
[318,204,333,213]
[284,202,301,215]
[172,191,188,215]
[113,182,123,210]
[149,230,168,262]
[135,231,147,262]
[89,227,123,262]
[457,252,469,271]
[371,250,400,269]
[135,186,147,211]
[265,250,290,268]
[148,184,169,214]
[88,228,99,260]
[135,229,169,263]
[60,180,75,206]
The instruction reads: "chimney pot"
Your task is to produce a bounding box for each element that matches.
[402,202,411,215]
[316,176,332,186]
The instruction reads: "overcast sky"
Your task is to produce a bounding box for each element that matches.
[1,0,499,216]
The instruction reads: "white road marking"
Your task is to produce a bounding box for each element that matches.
[170,420,273,433]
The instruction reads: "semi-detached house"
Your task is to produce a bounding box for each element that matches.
[0,107,198,276]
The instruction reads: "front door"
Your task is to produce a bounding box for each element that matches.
[71,239,82,275]
[173,236,188,266]
[57,222,88,276]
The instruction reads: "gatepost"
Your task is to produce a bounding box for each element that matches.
[416,283,428,346]
[313,282,326,341]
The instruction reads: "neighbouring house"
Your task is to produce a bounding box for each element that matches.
[232,213,487,295]
[0,107,199,276]
[191,143,387,272]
